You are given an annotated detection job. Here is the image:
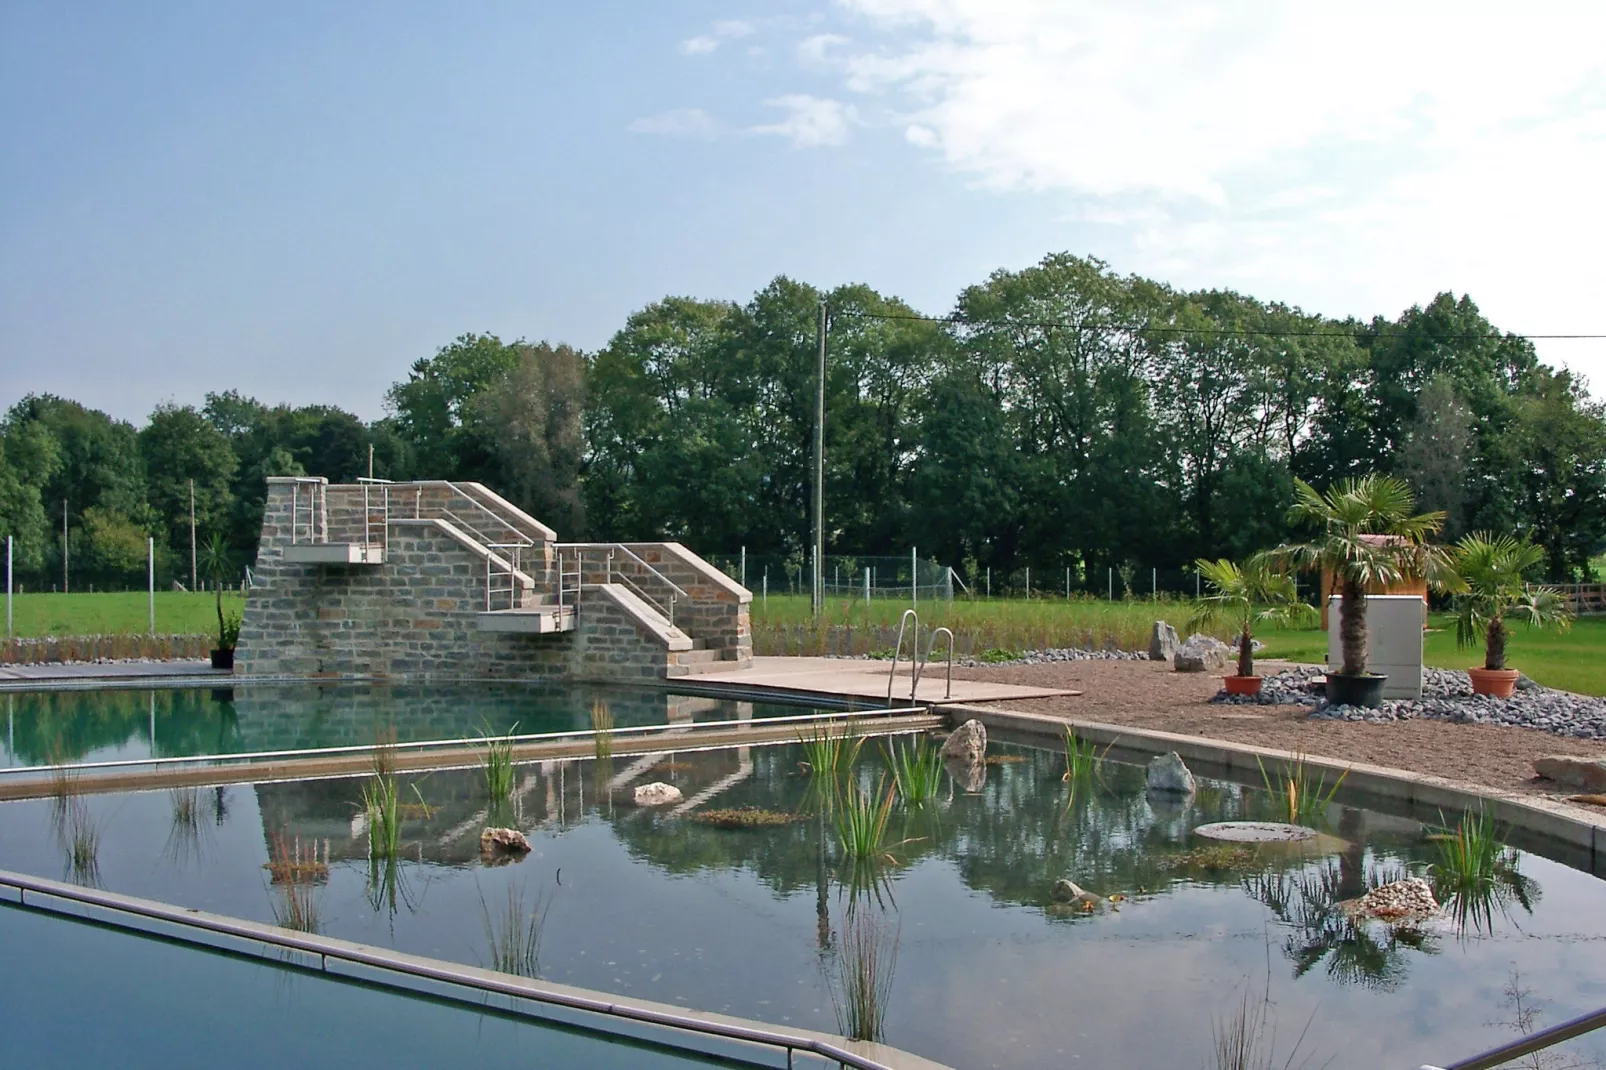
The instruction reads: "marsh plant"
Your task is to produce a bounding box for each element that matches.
[163,787,208,868]
[482,721,518,803]
[1256,754,1349,827]
[479,881,553,979]
[266,833,325,934]
[63,797,102,887]
[884,734,943,806]
[1062,729,1110,784]
[833,775,898,862]
[1209,986,1324,1070]
[799,722,863,780]
[1430,810,1535,935]
[827,908,900,1043]
[590,700,614,761]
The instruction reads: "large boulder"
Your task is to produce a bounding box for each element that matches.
[634,782,684,806]
[479,827,531,856]
[1340,877,1439,923]
[942,719,987,764]
[1149,621,1180,662]
[945,755,988,794]
[1174,635,1229,673]
[1534,755,1606,793]
[1145,751,1196,795]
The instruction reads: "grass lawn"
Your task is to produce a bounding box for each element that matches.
[4,591,246,638]
[753,593,1606,697]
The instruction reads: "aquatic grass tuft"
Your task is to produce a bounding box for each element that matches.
[479,881,552,978]
[1062,729,1110,784]
[884,734,944,806]
[266,832,325,933]
[590,700,614,761]
[1256,754,1348,827]
[1429,809,1531,935]
[827,909,900,1043]
[371,723,397,779]
[798,722,863,779]
[833,775,898,861]
[64,797,101,887]
[1209,987,1323,1070]
[482,721,518,801]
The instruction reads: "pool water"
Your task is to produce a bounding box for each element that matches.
[0,683,825,768]
[2,738,1604,1070]
[0,903,735,1069]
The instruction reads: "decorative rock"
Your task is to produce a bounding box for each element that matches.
[479,827,531,854]
[1340,877,1438,923]
[1145,751,1196,795]
[1174,635,1228,673]
[1534,755,1606,793]
[941,719,987,764]
[1192,821,1315,843]
[633,781,684,806]
[1051,878,1102,907]
[1149,621,1179,662]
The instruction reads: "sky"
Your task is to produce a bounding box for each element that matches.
[3,0,1606,424]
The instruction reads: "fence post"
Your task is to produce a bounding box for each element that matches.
[762,569,767,611]
[6,535,11,639]
[986,567,991,599]
[864,566,870,607]
[1108,567,1113,601]
[740,546,746,590]
[1152,567,1157,601]
[1066,566,1070,601]
[911,546,917,607]
[1195,569,1200,600]
[1025,566,1031,600]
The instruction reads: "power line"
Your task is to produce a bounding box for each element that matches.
[829,306,1606,342]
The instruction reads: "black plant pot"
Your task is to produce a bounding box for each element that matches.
[1325,672,1386,708]
[210,648,235,671]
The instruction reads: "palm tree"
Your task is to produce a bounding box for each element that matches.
[1451,533,1572,671]
[196,532,235,651]
[1186,554,1314,678]
[1276,475,1458,678]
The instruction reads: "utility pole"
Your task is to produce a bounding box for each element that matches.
[368,443,375,481]
[812,299,827,616]
[189,479,197,592]
[148,536,155,636]
[62,500,68,594]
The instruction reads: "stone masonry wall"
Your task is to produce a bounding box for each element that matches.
[237,479,673,682]
[615,543,751,664]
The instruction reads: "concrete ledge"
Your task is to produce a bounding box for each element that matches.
[591,583,693,651]
[282,543,384,565]
[944,703,1606,874]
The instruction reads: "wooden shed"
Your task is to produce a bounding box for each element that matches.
[1317,534,1430,628]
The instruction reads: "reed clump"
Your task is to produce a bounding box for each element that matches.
[1256,754,1348,827]
[833,776,898,862]
[828,908,900,1043]
[590,700,614,761]
[64,798,101,887]
[479,882,552,979]
[884,734,943,806]
[482,721,518,801]
[266,832,325,933]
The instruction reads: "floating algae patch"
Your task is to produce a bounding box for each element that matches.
[984,754,1029,765]
[691,807,805,829]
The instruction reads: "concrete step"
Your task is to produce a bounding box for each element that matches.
[678,649,721,664]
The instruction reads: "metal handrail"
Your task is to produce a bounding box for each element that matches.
[916,626,955,700]
[441,480,543,546]
[1420,1003,1606,1070]
[886,609,919,704]
[0,706,930,779]
[559,542,687,625]
[559,543,688,598]
[0,870,914,1070]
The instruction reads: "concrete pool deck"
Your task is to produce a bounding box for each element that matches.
[689,655,1080,705]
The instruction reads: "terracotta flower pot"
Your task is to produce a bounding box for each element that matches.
[1222,675,1263,696]
[1468,666,1519,698]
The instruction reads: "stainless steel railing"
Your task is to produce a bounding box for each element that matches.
[1420,1003,1606,1070]
[558,542,688,625]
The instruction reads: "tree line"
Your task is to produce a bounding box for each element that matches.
[3,252,1603,593]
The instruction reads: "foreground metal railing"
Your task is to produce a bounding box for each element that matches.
[1420,1004,1606,1070]
[0,870,923,1070]
[558,542,688,625]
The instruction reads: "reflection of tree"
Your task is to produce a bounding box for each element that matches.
[1245,863,1439,990]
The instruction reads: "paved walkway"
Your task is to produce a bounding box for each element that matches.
[0,660,225,684]
[692,656,1079,705]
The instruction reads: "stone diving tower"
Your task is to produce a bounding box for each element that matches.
[235,477,752,682]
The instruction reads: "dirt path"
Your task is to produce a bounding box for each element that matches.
[950,658,1606,800]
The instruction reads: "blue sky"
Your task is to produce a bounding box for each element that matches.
[4,1,1605,422]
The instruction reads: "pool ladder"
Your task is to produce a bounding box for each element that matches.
[886,609,954,704]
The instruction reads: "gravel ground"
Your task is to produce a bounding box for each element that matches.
[947,657,1606,798]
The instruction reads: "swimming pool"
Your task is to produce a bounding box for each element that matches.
[2,732,1602,1069]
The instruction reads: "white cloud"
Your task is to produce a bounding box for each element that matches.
[798,33,849,67]
[627,108,724,139]
[680,18,756,55]
[748,95,857,147]
[822,0,1606,383]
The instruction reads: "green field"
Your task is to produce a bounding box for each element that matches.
[751,594,1606,697]
[4,591,245,639]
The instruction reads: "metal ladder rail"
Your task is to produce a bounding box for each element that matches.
[484,543,525,612]
[886,609,920,705]
[915,626,955,700]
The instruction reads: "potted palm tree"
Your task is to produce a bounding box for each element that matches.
[1277,475,1458,707]
[197,532,240,671]
[1187,554,1316,695]
[1451,533,1572,697]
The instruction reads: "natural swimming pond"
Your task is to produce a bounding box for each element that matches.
[0,683,829,767]
[3,731,1604,1069]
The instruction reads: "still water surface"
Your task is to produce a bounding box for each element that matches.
[2,736,1604,1069]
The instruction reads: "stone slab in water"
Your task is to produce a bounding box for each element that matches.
[1192,821,1316,842]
